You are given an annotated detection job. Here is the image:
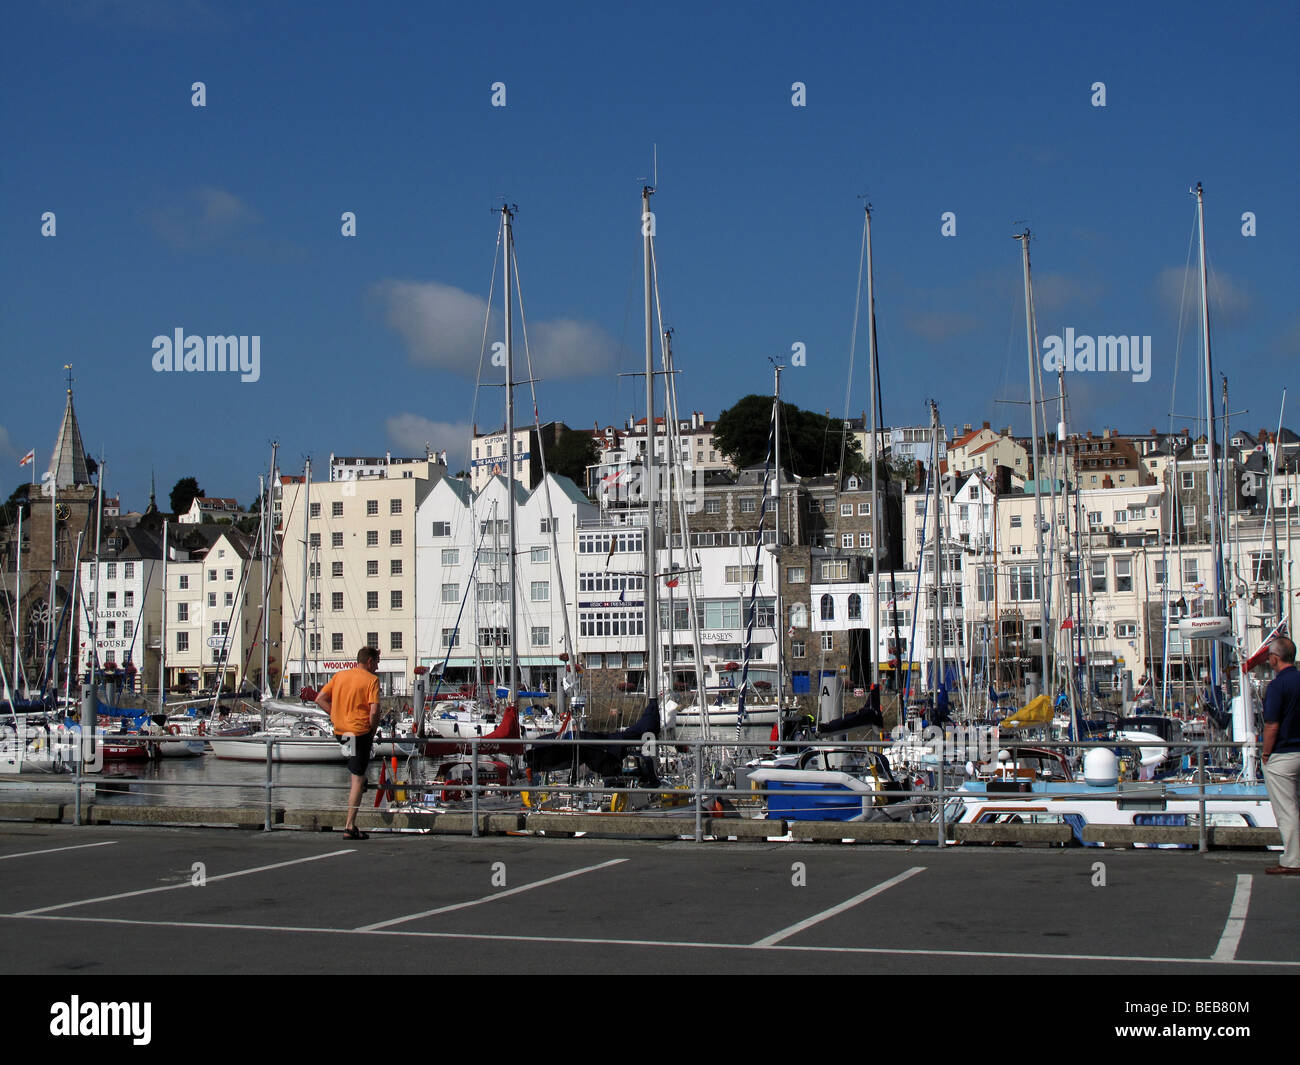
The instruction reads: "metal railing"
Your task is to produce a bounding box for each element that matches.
[0,724,1277,853]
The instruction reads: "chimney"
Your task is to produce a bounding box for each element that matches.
[982,420,990,430]
[1103,427,1112,439]
[963,423,972,434]
[1102,475,1114,489]
[915,460,925,486]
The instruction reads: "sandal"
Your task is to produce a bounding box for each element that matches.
[342,827,369,840]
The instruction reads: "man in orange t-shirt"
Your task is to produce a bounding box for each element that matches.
[315,647,381,840]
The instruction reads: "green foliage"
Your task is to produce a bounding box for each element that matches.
[544,428,599,486]
[2,483,31,526]
[169,477,204,516]
[713,395,864,477]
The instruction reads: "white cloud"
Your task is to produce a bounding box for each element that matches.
[149,187,260,250]
[385,414,472,468]
[1155,266,1252,326]
[371,279,617,378]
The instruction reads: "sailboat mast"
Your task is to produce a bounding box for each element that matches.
[502,205,520,706]
[928,400,942,696]
[299,457,311,694]
[1017,231,1050,697]
[1195,184,1222,616]
[160,519,168,706]
[12,505,22,699]
[865,204,882,694]
[642,185,661,711]
[773,362,784,709]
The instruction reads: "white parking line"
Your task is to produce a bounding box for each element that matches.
[12,849,354,916]
[1210,873,1252,962]
[4,911,1297,967]
[752,866,926,947]
[355,858,629,931]
[0,841,117,861]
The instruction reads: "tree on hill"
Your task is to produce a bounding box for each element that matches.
[713,395,864,477]
[3,483,31,526]
[544,428,599,487]
[169,477,204,516]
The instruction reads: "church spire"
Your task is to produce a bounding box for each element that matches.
[145,470,158,515]
[46,365,91,489]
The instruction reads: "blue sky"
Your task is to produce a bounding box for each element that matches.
[2,0,1296,509]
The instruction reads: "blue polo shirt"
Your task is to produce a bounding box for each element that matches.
[1263,665,1300,753]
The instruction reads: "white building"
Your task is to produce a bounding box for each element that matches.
[178,496,241,524]
[78,525,165,692]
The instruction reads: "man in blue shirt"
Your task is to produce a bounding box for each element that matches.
[1262,637,1300,875]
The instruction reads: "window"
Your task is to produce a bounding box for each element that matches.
[366,559,379,577]
[308,533,320,548]
[442,548,460,566]
[842,533,854,549]
[441,628,460,647]
[391,590,402,609]
[390,498,402,515]
[431,521,451,537]
[208,592,217,607]
[531,581,549,601]
[390,559,402,576]
[123,562,134,579]
[309,562,321,578]
[847,593,861,620]
[105,621,116,639]
[367,591,379,610]
[479,627,510,647]
[840,503,853,517]
[331,591,344,612]
[705,499,721,514]
[366,631,379,648]
[390,632,403,651]
[858,502,870,516]
[1116,622,1137,639]
[787,566,805,584]
[1010,515,1022,529]
[740,498,756,514]
[442,583,459,603]
[821,560,849,581]
[530,546,548,563]
[176,631,189,652]
[331,532,343,549]
[821,634,834,651]
[477,582,496,603]
[390,529,402,546]
[789,603,808,629]
[1115,558,1133,592]
[309,593,320,610]
[976,566,995,603]
[208,569,217,581]
[332,632,344,652]
[1087,511,1102,527]
[539,518,552,534]
[792,640,805,658]
[309,633,321,652]
[224,592,233,606]
[366,530,378,547]
[1182,505,1196,528]
[123,590,134,608]
[177,602,189,622]
[123,620,133,640]
[1009,564,1040,602]
[1090,559,1107,594]
[531,626,550,646]
[1114,510,1127,525]
[328,500,342,518]
[1181,471,1195,490]
[106,562,117,579]
[859,533,871,548]
[178,574,189,590]
[211,620,228,637]
[310,502,320,518]
[367,499,379,516]
[725,565,746,584]
[820,594,835,621]
[1183,557,1199,584]
[1154,559,1167,585]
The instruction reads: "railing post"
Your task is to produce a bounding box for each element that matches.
[471,736,480,838]
[936,762,947,846]
[264,735,273,832]
[694,741,703,843]
[73,729,83,826]
[1197,743,1208,853]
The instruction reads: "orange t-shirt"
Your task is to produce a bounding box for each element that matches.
[320,666,380,735]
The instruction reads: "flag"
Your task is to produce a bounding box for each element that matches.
[1060,616,1074,630]
[1244,619,1289,673]
[18,449,34,467]
[664,575,679,588]
[605,535,617,567]
[618,586,625,603]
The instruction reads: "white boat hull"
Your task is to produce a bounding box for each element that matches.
[208,734,353,763]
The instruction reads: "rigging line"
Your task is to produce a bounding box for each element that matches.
[1167,207,1199,436]
[469,219,505,454]
[838,206,869,480]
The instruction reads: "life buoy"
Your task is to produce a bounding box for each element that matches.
[166,724,181,735]
[197,720,207,736]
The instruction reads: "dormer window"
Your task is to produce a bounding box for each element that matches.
[847,476,859,490]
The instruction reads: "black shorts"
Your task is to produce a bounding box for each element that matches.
[336,732,373,776]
